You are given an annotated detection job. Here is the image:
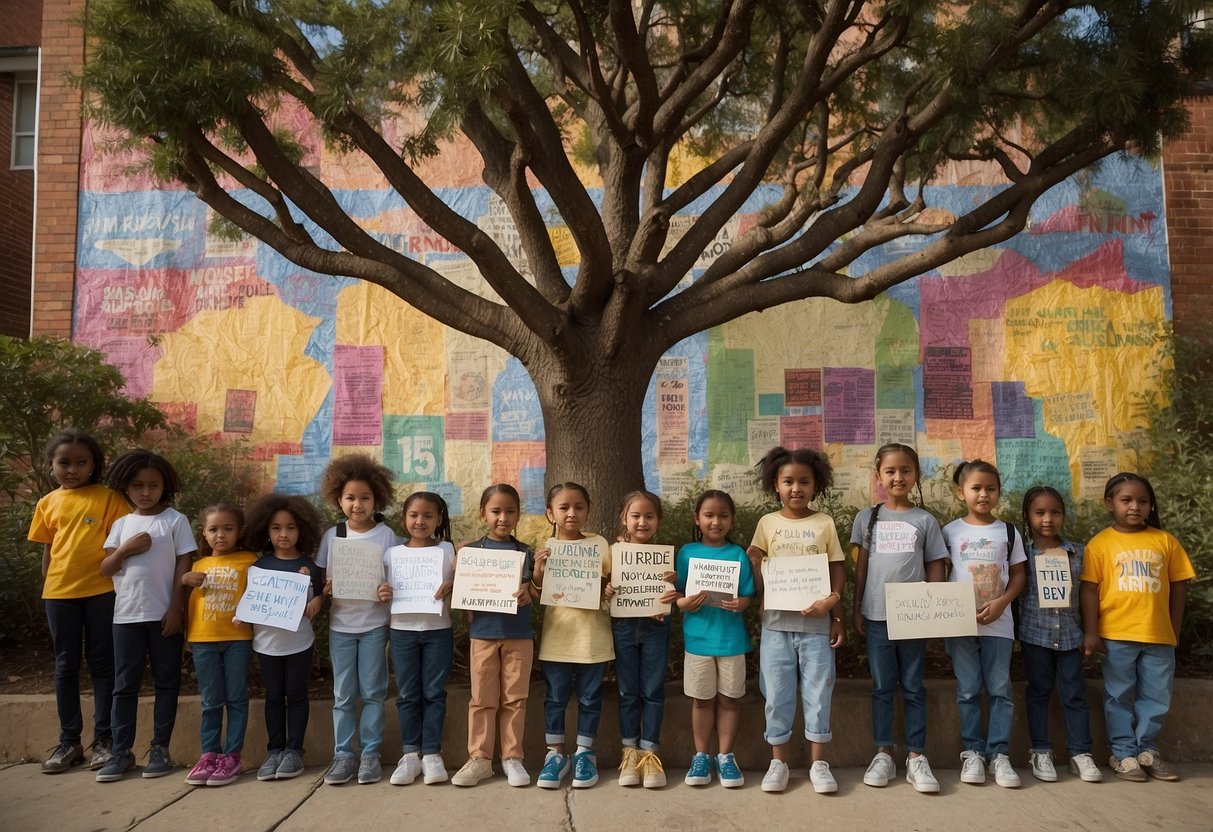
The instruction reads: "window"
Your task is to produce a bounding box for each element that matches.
[11,78,35,169]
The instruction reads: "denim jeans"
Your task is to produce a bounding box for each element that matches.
[612,617,670,750]
[193,640,253,754]
[542,660,607,747]
[759,628,834,745]
[1101,639,1175,760]
[329,627,389,757]
[258,646,312,751]
[946,635,1013,758]
[45,593,115,745]
[1021,642,1092,754]
[111,621,184,754]
[864,619,927,752]
[390,628,454,755]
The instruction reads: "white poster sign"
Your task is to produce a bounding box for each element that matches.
[540,538,604,610]
[685,558,740,607]
[330,538,385,601]
[885,581,979,640]
[761,554,831,612]
[235,566,310,631]
[451,547,526,614]
[388,545,445,615]
[610,543,674,618]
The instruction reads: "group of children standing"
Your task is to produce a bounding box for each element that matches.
[30,429,1195,793]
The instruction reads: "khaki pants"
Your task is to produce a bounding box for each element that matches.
[468,638,534,759]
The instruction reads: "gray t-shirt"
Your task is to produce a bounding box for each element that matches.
[850,506,949,621]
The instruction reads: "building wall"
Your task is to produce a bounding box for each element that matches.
[0,0,42,47]
[1163,96,1213,341]
[0,75,34,337]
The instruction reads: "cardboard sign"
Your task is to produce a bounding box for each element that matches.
[329,538,385,601]
[388,545,445,615]
[610,543,675,618]
[540,538,604,610]
[451,547,526,614]
[761,554,831,612]
[1036,548,1073,609]
[235,566,310,631]
[884,581,979,640]
[685,557,741,607]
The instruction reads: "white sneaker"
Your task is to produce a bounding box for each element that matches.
[905,755,940,793]
[390,752,421,785]
[1068,753,1103,783]
[990,754,1021,788]
[761,759,789,793]
[960,750,986,784]
[451,756,493,787]
[863,752,895,787]
[809,760,837,794]
[1030,750,1057,782]
[421,753,448,784]
[502,758,530,787]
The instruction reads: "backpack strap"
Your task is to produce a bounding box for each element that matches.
[1004,520,1017,553]
[336,522,348,538]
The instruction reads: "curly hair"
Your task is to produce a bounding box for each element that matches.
[243,493,324,556]
[105,449,182,506]
[754,445,834,499]
[320,453,395,511]
[44,428,106,485]
[197,503,246,556]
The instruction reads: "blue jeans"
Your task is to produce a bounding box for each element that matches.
[759,628,834,745]
[390,628,453,755]
[330,627,389,758]
[193,640,252,754]
[111,621,184,754]
[865,619,927,752]
[612,617,670,750]
[1101,639,1175,760]
[45,593,115,745]
[946,635,1013,758]
[542,660,607,747]
[1021,642,1092,754]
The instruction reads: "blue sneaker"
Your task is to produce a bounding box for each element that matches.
[717,752,744,788]
[536,750,570,789]
[685,752,713,786]
[572,751,598,788]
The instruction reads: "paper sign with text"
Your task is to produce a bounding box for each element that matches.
[330,538,386,601]
[1035,549,1073,609]
[885,582,978,640]
[761,554,831,612]
[540,538,604,610]
[388,545,445,615]
[610,543,675,618]
[685,558,740,607]
[235,566,310,631]
[451,547,525,614]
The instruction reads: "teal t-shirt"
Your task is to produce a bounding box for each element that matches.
[675,541,756,656]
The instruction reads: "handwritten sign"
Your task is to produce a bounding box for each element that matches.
[540,538,604,610]
[330,538,385,601]
[1036,549,1073,609]
[884,582,978,640]
[388,545,445,615]
[235,566,310,631]
[451,547,526,613]
[685,558,740,607]
[761,554,831,612]
[610,543,674,618]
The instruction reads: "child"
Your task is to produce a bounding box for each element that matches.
[1019,486,1101,783]
[532,482,613,789]
[316,454,398,786]
[1081,473,1195,782]
[850,443,947,793]
[747,446,846,795]
[450,484,535,788]
[28,429,128,773]
[381,492,456,786]
[676,490,755,788]
[245,494,325,782]
[182,504,258,787]
[96,450,197,782]
[943,459,1026,788]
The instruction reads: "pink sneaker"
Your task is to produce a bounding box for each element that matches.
[185,752,220,786]
[207,752,243,786]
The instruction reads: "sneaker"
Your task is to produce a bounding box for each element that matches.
[1068,752,1103,783]
[503,757,530,787]
[41,741,84,774]
[1030,750,1057,782]
[207,752,242,786]
[276,748,304,779]
[618,746,641,786]
[863,751,895,787]
[761,758,789,793]
[357,754,382,784]
[906,755,940,793]
[1137,750,1180,782]
[257,750,284,781]
[1110,755,1148,782]
[960,750,986,784]
[390,752,421,785]
[638,751,666,789]
[95,750,136,782]
[324,755,358,785]
[990,754,1021,788]
[452,756,494,787]
[717,753,744,788]
[684,752,713,786]
[422,753,447,784]
[537,749,570,789]
[186,752,220,785]
[143,744,175,779]
[809,760,838,794]
[572,750,598,788]
[86,737,113,772]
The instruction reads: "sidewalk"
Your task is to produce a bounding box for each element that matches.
[3,760,1211,831]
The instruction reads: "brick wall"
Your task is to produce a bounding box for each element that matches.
[0,75,34,337]
[0,0,42,48]
[1163,96,1213,341]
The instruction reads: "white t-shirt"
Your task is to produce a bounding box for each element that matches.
[942,518,1027,639]
[315,522,397,633]
[105,508,197,624]
[386,541,456,632]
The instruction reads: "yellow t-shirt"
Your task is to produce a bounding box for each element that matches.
[186,551,259,642]
[538,534,614,663]
[1081,527,1196,645]
[750,511,846,632]
[29,484,129,599]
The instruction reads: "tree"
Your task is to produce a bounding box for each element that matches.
[80,0,1213,516]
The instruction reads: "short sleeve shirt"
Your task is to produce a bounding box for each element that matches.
[675,541,756,656]
[186,551,258,642]
[750,511,845,634]
[105,508,197,624]
[942,518,1027,639]
[1081,527,1195,645]
[29,484,129,599]
[250,553,323,656]
[538,534,614,663]
[316,522,397,633]
[850,506,949,621]
[465,536,535,641]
